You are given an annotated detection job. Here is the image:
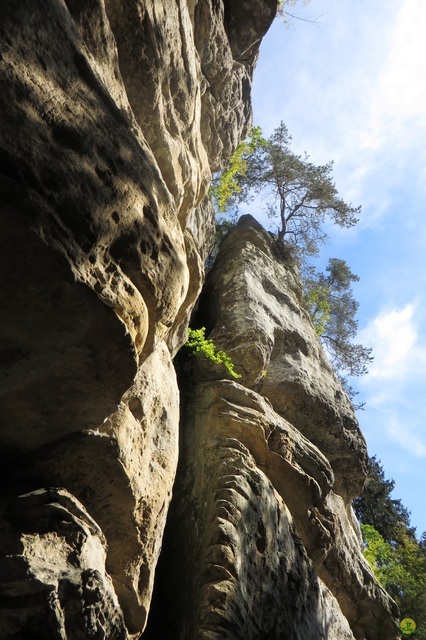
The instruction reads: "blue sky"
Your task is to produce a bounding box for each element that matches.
[250,0,426,536]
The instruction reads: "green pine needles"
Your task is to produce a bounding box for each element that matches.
[186,328,241,379]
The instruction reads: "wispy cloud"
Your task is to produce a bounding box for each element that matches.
[254,0,426,228]
[358,304,418,381]
[362,0,426,153]
[388,416,426,459]
[252,0,426,535]
[357,303,426,465]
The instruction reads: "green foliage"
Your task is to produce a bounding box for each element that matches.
[304,284,331,336]
[303,258,373,382]
[186,327,241,380]
[354,456,412,542]
[208,127,265,267]
[211,126,266,213]
[356,457,426,637]
[361,524,405,587]
[211,123,370,397]
[361,524,426,638]
[233,122,360,257]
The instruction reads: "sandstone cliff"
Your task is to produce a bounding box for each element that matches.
[0,2,400,639]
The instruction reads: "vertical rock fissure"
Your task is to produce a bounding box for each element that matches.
[0,2,399,639]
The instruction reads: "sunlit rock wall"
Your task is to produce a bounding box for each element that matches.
[150,216,400,640]
[0,1,275,637]
[0,2,399,639]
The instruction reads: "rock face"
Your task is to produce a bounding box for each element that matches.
[0,2,400,639]
[0,0,275,635]
[0,488,128,639]
[146,218,399,640]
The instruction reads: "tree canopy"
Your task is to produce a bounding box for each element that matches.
[355,457,426,637]
[212,122,370,394]
[210,126,265,214]
[353,456,413,542]
[233,122,360,261]
[303,258,373,401]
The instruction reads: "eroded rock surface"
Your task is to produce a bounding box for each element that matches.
[0,0,275,637]
[0,2,400,639]
[163,217,400,640]
[0,488,127,639]
[149,419,355,640]
[198,215,367,501]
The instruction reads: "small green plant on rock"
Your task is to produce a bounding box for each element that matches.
[185,328,241,380]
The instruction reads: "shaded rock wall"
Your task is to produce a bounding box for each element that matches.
[0,488,128,639]
[0,2,400,640]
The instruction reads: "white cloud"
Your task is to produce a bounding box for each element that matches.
[359,304,417,380]
[363,0,426,152]
[253,0,426,223]
[251,0,426,539]
[336,1,426,224]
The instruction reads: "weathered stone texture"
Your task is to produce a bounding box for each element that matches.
[154,377,399,640]
[176,217,400,640]
[163,422,356,640]
[0,1,400,639]
[198,215,367,502]
[0,488,127,639]
[4,343,179,634]
[0,0,275,637]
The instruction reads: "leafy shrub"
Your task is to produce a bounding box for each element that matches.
[186,328,241,379]
[210,126,266,213]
